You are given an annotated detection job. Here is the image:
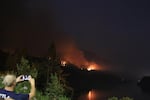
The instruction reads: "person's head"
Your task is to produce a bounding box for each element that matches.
[2,74,17,87]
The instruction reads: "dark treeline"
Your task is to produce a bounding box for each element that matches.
[0,43,70,92]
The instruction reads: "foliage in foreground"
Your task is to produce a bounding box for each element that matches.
[108,96,133,100]
[0,57,71,100]
[15,57,37,94]
[0,77,4,88]
[16,57,70,100]
[46,73,70,100]
[16,57,38,78]
[15,73,70,100]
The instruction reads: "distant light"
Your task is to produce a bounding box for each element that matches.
[87,64,96,71]
[87,67,94,71]
[61,61,67,66]
[87,62,101,71]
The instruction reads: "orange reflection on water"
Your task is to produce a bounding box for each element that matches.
[88,90,96,100]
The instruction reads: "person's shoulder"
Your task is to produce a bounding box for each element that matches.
[16,93,29,100]
[0,89,13,94]
[0,89,5,92]
[0,89,14,100]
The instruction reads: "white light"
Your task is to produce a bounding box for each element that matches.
[61,61,67,66]
[87,67,95,71]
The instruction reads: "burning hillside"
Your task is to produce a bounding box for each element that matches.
[56,39,102,71]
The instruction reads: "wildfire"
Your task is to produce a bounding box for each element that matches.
[61,60,102,71]
[61,61,67,66]
[87,62,100,71]
[56,40,103,70]
[87,67,94,71]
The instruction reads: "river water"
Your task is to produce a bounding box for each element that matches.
[76,81,150,100]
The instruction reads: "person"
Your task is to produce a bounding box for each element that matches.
[0,74,35,100]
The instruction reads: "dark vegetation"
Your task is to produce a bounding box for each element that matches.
[0,43,72,100]
[0,43,137,100]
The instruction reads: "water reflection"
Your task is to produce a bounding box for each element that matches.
[77,82,150,100]
[78,89,101,100]
[88,90,95,100]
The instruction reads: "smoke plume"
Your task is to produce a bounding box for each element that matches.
[55,38,101,70]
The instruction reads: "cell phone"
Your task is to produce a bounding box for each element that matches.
[20,75,30,81]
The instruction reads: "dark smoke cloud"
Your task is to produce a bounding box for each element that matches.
[0,0,67,55]
[0,0,107,70]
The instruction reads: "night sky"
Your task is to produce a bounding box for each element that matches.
[1,0,150,77]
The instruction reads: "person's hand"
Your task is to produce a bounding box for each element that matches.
[28,77,35,86]
[28,76,36,99]
[16,75,24,83]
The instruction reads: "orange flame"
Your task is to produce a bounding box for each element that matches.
[87,62,101,71]
[61,61,67,66]
[57,41,88,67]
[56,40,102,70]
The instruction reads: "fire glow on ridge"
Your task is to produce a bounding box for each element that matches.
[87,62,100,71]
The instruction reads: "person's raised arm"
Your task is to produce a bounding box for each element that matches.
[16,75,24,83]
[28,77,36,100]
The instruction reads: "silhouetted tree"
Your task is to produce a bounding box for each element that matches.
[48,42,61,81]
